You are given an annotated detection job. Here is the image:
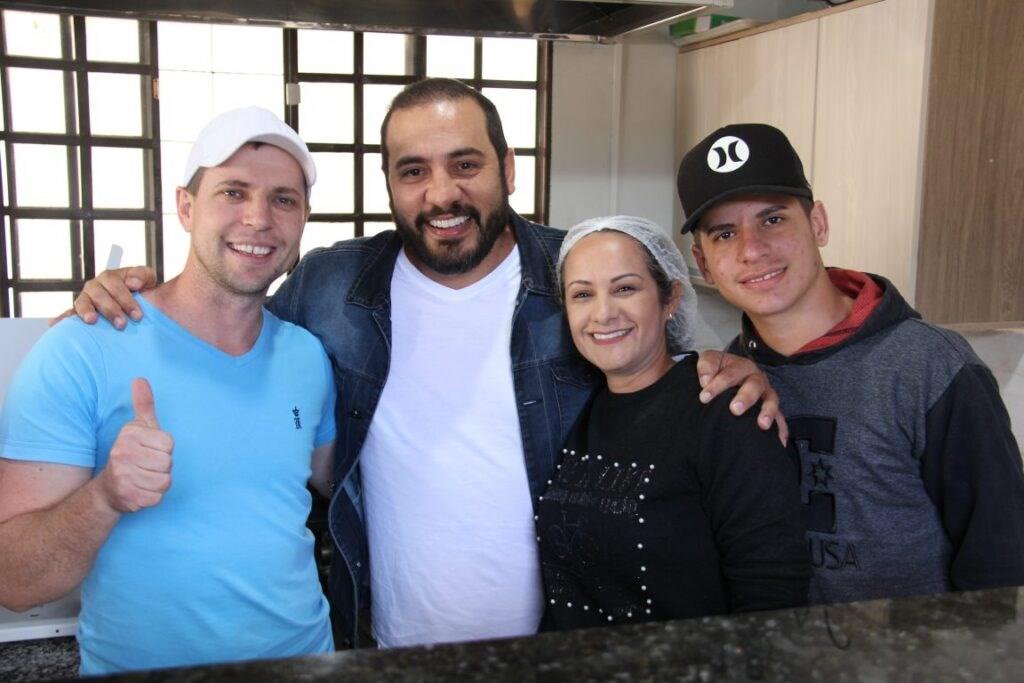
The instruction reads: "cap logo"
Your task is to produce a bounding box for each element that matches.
[707,135,749,173]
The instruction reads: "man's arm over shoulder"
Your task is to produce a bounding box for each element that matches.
[919,362,1024,590]
[696,348,788,443]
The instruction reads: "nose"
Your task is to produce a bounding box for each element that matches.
[424,172,461,211]
[242,195,273,231]
[737,226,769,262]
[591,292,619,324]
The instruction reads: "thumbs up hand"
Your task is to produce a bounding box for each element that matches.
[96,378,174,513]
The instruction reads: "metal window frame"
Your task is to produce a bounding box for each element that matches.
[0,12,162,317]
[0,14,552,316]
[285,30,551,237]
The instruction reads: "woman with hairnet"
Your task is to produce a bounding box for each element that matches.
[536,216,809,630]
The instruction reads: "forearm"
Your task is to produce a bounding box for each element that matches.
[0,478,120,611]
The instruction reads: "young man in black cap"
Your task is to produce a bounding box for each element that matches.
[678,122,1024,605]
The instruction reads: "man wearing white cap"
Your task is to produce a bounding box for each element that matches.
[0,107,337,674]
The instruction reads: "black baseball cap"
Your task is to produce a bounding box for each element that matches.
[677,123,812,234]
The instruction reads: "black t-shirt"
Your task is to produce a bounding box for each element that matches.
[537,355,809,630]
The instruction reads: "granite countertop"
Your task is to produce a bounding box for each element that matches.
[44,586,1018,682]
[0,636,77,681]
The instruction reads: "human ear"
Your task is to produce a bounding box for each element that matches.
[667,279,684,315]
[810,200,830,248]
[503,148,516,195]
[176,187,195,234]
[691,241,715,285]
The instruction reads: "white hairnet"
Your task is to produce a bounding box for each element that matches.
[557,215,698,353]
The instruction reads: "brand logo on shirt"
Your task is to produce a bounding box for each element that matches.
[707,135,749,173]
[292,406,302,430]
[790,416,860,572]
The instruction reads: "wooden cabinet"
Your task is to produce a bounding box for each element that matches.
[676,0,1024,324]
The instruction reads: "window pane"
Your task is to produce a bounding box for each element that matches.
[4,10,62,59]
[482,88,535,148]
[363,84,403,145]
[4,215,11,277]
[309,153,354,213]
[16,220,71,278]
[298,29,353,74]
[426,36,475,79]
[85,17,139,63]
[211,25,282,74]
[89,73,142,136]
[301,222,354,256]
[362,153,389,214]
[14,144,69,207]
[482,38,537,81]
[363,222,393,237]
[0,142,7,200]
[509,154,535,216]
[20,291,73,318]
[8,68,66,134]
[364,32,410,76]
[158,71,213,141]
[161,141,192,208]
[94,221,147,273]
[92,148,144,209]
[298,83,353,144]
[162,213,189,278]
[211,73,283,118]
[158,22,212,71]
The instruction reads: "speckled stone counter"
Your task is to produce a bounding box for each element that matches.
[55,587,1019,682]
[0,636,77,681]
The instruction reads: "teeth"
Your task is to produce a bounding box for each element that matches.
[593,330,630,341]
[747,269,783,284]
[232,244,272,256]
[429,216,469,229]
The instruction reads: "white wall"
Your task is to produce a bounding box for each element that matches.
[549,35,679,234]
[0,319,49,408]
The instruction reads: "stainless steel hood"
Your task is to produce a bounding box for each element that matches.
[0,0,732,42]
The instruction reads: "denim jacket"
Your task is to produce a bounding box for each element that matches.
[267,214,600,646]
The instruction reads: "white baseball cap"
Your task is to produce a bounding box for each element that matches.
[181,106,316,189]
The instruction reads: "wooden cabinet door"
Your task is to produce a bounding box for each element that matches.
[812,0,933,301]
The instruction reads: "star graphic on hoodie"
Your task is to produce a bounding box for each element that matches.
[808,458,833,489]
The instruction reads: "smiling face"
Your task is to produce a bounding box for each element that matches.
[692,193,832,326]
[562,231,679,393]
[383,97,516,287]
[177,142,307,298]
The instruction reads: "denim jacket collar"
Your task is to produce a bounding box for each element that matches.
[510,213,560,297]
[346,212,559,309]
[346,231,403,310]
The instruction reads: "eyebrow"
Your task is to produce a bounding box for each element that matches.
[394,146,486,169]
[701,204,788,233]
[212,179,302,195]
[566,273,642,287]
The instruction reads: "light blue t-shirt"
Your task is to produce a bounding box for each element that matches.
[0,295,336,674]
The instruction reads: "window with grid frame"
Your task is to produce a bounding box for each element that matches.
[0,11,552,317]
[0,11,160,318]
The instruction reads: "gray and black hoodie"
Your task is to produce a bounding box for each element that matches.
[730,273,1024,605]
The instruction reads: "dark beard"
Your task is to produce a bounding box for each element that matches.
[395,200,511,276]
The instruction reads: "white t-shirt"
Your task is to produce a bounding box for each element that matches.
[360,246,543,648]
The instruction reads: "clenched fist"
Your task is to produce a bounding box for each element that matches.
[96,378,173,513]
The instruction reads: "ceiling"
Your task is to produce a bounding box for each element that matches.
[0,0,733,42]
